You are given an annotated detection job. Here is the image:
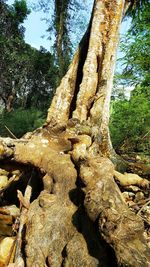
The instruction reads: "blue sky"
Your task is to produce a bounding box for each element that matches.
[8,0,51,50]
[7,0,131,52]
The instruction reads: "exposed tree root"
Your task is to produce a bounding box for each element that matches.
[0,132,149,266]
[80,157,149,266]
[114,171,149,187]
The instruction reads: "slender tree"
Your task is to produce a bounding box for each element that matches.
[53,0,71,81]
[38,0,89,84]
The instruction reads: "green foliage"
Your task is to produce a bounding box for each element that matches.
[111,2,150,153]
[0,0,57,112]
[110,86,150,152]
[13,0,31,23]
[0,108,46,138]
[0,0,30,38]
[118,2,150,87]
[126,0,150,18]
[23,46,57,110]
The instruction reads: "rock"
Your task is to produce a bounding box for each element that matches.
[0,237,15,266]
[1,205,20,217]
[136,155,141,161]
[11,170,20,176]
[122,192,134,202]
[128,192,135,198]
[0,206,19,237]
[0,205,19,237]
[0,176,8,189]
[0,169,9,176]
[124,185,140,192]
[0,145,5,157]
[141,206,150,222]
[128,200,137,207]
[0,213,13,236]
[134,192,145,202]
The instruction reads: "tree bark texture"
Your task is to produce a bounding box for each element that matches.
[0,0,150,267]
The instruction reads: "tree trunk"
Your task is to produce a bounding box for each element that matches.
[54,0,71,83]
[0,0,149,267]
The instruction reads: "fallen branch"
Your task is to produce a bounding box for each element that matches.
[137,199,150,216]
[14,185,32,266]
[4,125,17,140]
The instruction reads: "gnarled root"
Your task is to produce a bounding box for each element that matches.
[80,157,150,266]
[0,136,150,266]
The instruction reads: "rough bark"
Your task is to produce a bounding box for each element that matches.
[0,0,150,267]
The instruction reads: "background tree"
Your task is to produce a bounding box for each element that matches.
[116,2,150,86]
[110,86,150,152]
[0,0,30,111]
[0,0,58,137]
[53,0,71,81]
[35,0,93,84]
[110,1,150,153]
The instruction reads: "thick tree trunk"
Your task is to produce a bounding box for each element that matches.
[47,0,123,157]
[0,0,149,266]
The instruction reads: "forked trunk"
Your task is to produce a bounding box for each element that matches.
[47,0,124,157]
[0,1,149,266]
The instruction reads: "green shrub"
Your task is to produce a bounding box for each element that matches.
[0,108,46,138]
[110,87,150,152]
